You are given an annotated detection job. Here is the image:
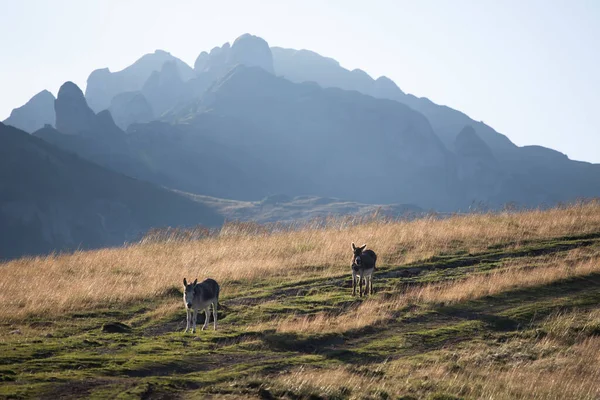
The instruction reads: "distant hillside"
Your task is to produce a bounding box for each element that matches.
[185,193,422,224]
[0,122,223,260]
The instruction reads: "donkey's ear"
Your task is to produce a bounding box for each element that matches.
[183,278,188,287]
[360,244,367,251]
[193,279,198,286]
[352,242,356,250]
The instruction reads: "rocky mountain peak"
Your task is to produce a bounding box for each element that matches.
[31,89,55,102]
[193,34,274,78]
[55,82,96,135]
[194,51,210,72]
[374,76,405,96]
[57,81,86,101]
[227,34,274,74]
[3,90,56,133]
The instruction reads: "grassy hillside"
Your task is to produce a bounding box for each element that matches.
[1,201,600,399]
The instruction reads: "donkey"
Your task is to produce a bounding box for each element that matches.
[351,242,377,296]
[183,278,220,332]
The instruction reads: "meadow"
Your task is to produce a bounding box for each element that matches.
[1,201,600,399]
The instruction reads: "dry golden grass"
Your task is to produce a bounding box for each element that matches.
[1,200,599,323]
[265,247,600,334]
[539,307,600,345]
[405,248,599,305]
[275,333,600,400]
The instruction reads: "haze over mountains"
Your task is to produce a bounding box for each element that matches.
[0,122,223,259]
[2,33,599,258]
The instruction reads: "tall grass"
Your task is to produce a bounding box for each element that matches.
[275,336,600,399]
[1,200,599,323]
[269,247,600,333]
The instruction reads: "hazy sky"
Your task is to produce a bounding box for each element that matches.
[1,0,598,162]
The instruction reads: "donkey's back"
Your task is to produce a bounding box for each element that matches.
[360,249,377,267]
[194,278,220,304]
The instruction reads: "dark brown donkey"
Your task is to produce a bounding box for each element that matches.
[351,242,377,296]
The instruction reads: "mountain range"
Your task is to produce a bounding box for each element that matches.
[3,33,599,259]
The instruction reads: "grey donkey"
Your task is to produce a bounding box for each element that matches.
[351,242,377,296]
[183,278,220,332]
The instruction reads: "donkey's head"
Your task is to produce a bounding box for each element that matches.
[183,278,198,309]
[351,242,367,266]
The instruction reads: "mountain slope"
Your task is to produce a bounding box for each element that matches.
[270,44,600,207]
[184,193,422,224]
[3,90,55,133]
[0,122,223,260]
[271,46,517,153]
[174,65,458,209]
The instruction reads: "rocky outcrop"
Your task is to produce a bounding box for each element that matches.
[3,90,56,133]
[55,82,96,135]
[53,81,126,138]
[227,34,274,74]
[193,34,274,76]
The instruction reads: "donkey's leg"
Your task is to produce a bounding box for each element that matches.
[192,308,198,333]
[202,306,211,331]
[185,308,190,333]
[368,274,373,295]
[352,270,357,296]
[213,301,218,330]
[359,274,364,297]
